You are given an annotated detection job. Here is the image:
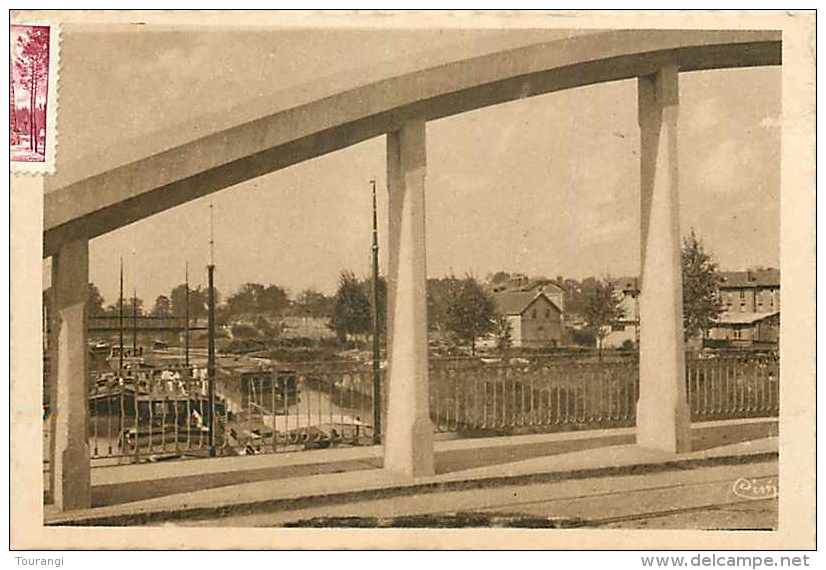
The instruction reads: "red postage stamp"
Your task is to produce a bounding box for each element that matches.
[10,23,60,174]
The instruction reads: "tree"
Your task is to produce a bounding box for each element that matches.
[215,304,232,327]
[682,228,723,340]
[444,276,496,355]
[87,283,105,316]
[494,315,513,352]
[193,286,214,320]
[486,271,512,288]
[331,271,371,342]
[570,327,597,348]
[361,275,387,335]
[221,282,288,316]
[294,288,333,318]
[14,27,49,154]
[583,277,624,359]
[10,63,16,139]
[561,276,602,317]
[150,295,172,318]
[254,315,278,337]
[127,295,145,317]
[226,282,264,316]
[170,283,211,321]
[170,284,189,318]
[259,284,290,315]
[426,276,462,333]
[103,302,121,317]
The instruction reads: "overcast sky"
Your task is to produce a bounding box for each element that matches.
[46,26,780,307]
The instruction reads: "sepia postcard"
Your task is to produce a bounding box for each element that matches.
[9,10,816,551]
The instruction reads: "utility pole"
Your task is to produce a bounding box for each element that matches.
[185,261,190,368]
[370,179,382,445]
[207,204,216,457]
[118,257,124,373]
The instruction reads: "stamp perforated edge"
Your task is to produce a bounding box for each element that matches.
[10,21,61,176]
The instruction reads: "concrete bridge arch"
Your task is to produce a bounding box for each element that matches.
[44,29,779,255]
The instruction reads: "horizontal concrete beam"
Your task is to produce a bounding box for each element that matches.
[44,30,780,257]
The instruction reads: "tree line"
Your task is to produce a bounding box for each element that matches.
[330,271,500,354]
[79,229,724,351]
[85,281,332,323]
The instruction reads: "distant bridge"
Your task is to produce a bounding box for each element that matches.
[87,315,207,333]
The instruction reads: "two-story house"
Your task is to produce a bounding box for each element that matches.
[710,268,780,347]
[598,269,779,348]
[717,268,780,313]
[492,283,565,348]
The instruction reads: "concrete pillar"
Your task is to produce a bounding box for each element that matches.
[385,130,401,387]
[636,67,691,454]
[383,132,401,443]
[384,120,435,478]
[50,239,92,510]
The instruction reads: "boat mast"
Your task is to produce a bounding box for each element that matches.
[131,250,137,355]
[118,257,124,373]
[132,285,138,354]
[185,261,190,368]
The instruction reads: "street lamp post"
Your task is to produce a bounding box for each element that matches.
[207,204,217,457]
[132,287,138,354]
[207,262,216,456]
[371,179,382,445]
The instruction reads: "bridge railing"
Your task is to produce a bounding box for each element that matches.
[685,353,779,421]
[82,361,376,463]
[429,358,638,434]
[428,353,779,435]
[44,352,778,467]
